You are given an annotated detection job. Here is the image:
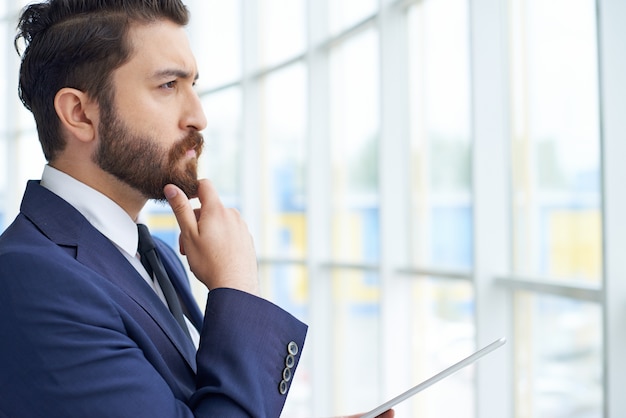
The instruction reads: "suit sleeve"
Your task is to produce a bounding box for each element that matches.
[192,288,307,417]
[155,238,308,415]
[0,249,307,418]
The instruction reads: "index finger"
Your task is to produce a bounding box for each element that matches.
[164,183,198,237]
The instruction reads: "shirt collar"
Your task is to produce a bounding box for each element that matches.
[40,165,140,257]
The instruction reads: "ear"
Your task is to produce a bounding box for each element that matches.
[54,88,98,143]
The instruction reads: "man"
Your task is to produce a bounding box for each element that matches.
[0,1,395,416]
[0,0,306,416]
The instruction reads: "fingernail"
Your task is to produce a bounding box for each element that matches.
[164,186,177,200]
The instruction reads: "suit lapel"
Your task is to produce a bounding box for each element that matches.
[20,181,197,370]
[77,236,198,369]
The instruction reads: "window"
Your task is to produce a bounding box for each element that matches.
[406,1,474,416]
[188,0,242,91]
[0,1,44,229]
[200,89,243,203]
[509,0,603,416]
[258,0,306,69]
[329,28,380,265]
[2,0,625,416]
[259,64,307,258]
[329,0,377,35]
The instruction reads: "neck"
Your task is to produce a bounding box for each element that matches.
[49,159,147,221]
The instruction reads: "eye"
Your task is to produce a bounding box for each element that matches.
[161,80,177,89]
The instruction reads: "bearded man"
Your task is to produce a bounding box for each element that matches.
[0,1,307,416]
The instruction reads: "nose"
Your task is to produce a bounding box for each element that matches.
[183,89,207,132]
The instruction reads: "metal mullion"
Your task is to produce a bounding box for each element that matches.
[377,0,412,411]
[306,0,333,415]
[597,0,626,416]
[239,0,261,238]
[397,267,473,281]
[4,5,22,223]
[469,0,513,416]
[495,276,603,303]
[314,15,377,52]
[257,257,306,266]
[197,81,242,99]
[318,262,380,272]
[390,0,424,12]
[248,53,307,83]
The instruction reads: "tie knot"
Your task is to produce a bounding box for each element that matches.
[137,223,156,255]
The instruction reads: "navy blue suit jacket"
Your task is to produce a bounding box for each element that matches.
[0,181,307,417]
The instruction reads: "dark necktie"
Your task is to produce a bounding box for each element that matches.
[137,223,191,340]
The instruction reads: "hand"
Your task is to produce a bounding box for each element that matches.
[164,179,260,295]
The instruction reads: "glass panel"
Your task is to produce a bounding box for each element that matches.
[514,292,602,417]
[4,2,43,227]
[405,4,475,416]
[510,0,601,282]
[17,1,34,11]
[407,0,473,271]
[258,0,306,69]
[260,264,311,416]
[329,0,377,35]
[409,278,475,418]
[200,88,242,207]
[186,0,241,90]
[259,63,307,258]
[0,19,8,223]
[1,130,44,230]
[16,92,35,133]
[329,29,380,264]
[16,132,45,191]
[331,269,380,414]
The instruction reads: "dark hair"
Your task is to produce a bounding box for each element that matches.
[15,0,190,161]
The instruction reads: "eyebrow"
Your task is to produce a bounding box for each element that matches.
[151,68,199,82]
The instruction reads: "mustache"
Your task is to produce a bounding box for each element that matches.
[169,131,204,161]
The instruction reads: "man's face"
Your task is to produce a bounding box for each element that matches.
[94,20,207,200]
[95,101,204,200]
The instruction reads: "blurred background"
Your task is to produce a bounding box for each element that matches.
[1,0,625,417]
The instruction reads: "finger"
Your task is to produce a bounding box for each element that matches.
[194,179,222,216]
[164,183,198,237]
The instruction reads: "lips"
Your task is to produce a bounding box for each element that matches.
[170,131,204,161]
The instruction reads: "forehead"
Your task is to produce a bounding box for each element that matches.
[117,19,197,81]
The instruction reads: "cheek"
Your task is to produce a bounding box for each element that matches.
[115,94,181,146]
[117,94,167,130]
[145,117,180,147]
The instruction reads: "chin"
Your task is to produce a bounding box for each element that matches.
[174,178,200,199]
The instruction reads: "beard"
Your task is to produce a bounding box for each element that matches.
[94,103,204,201]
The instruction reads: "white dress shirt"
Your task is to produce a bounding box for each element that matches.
[40,165,200,347]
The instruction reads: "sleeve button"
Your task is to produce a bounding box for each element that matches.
[279,379,288,395]
[285,354,295,368]
[287,341,299,356]
[282,367,292,382]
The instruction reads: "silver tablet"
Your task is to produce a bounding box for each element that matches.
[361,337,507,418]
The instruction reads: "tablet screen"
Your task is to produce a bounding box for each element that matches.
[360,337,506,418]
